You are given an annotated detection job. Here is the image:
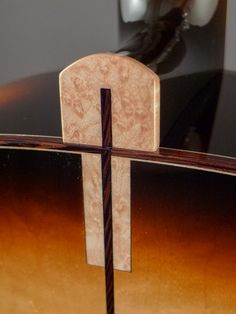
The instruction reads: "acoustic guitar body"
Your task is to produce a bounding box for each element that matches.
[0,54,235,314]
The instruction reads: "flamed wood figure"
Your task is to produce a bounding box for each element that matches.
[0,53,235,314]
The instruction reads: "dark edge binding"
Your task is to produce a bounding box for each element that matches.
[0,135,235,175]
[100,88,114,314]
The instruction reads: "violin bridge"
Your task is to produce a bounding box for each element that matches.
[59,53,160,272]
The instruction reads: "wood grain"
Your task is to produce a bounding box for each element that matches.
[112,157,131,272]
[59,53,160,151]
[81,153,104,267]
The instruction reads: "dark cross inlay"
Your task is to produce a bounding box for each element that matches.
[100,88,114,314]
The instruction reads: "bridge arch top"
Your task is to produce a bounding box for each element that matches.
[60,53,160,151]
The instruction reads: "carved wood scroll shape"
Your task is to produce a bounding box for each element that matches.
[59,53,160,272]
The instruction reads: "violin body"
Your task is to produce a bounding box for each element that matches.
[0,56,235,313]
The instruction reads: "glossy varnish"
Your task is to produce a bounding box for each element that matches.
[0,70,235,158]
[0,149,106,314]
[1,148,235,313]
[115,162,236,313]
